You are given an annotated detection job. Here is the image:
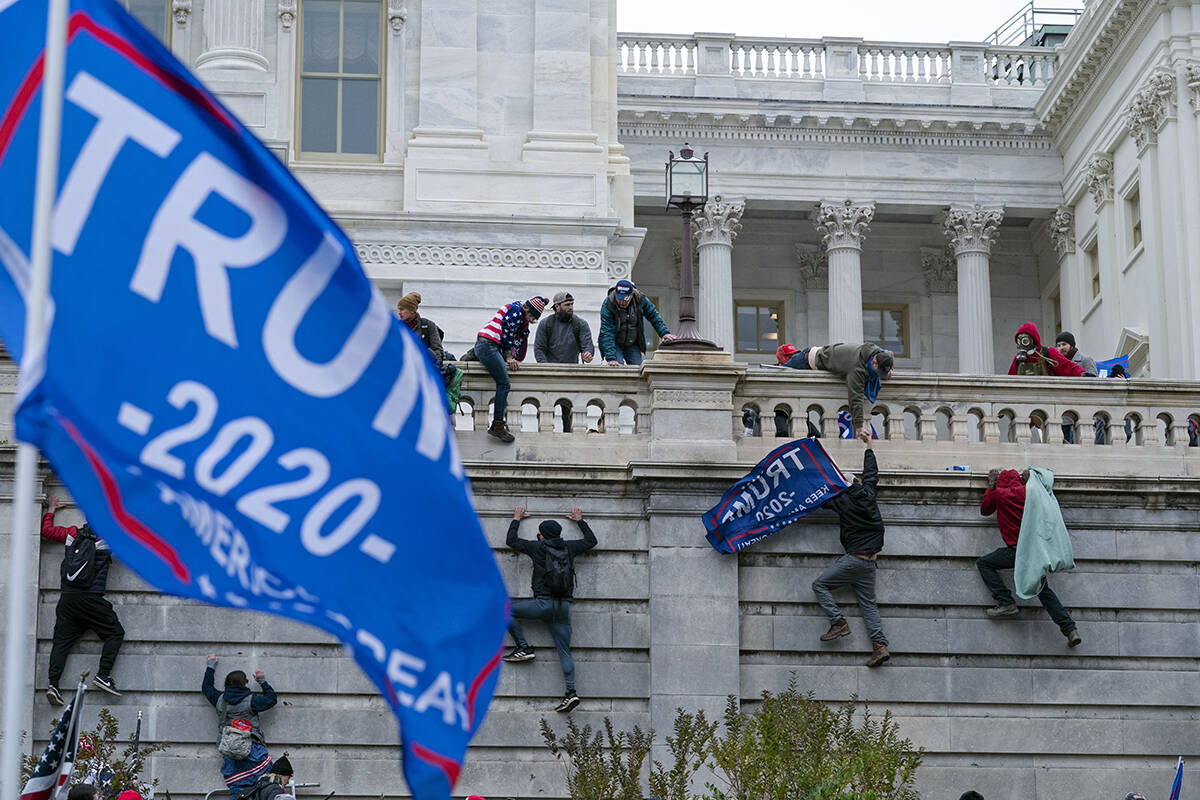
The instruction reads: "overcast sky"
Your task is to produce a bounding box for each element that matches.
[617,0,1086,44]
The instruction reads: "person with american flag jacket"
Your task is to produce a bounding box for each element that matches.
[473,296,548,442]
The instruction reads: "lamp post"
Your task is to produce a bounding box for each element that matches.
[659,144,719,351]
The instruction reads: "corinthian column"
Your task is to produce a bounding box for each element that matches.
[693,196,744,351]
[815,200,874,344]
[944,203,1004,374]
[197,0,268,70]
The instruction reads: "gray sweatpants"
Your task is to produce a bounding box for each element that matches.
[812,553,888,645]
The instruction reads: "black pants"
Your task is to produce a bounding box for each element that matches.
[48,593,125,686]
[976,545,1076,634]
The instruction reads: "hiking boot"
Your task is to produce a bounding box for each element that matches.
[92,674,122,697]
[555,692,580,713]
[46,685,63,706]
[820,619,851,641]
[985,604,1019,618]
[866,643,891,667]
[487,421,515,443]
[1066,629,1082,648]
[502,647,535,663]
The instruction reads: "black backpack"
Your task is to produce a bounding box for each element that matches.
[61,525,97,588]
[543,544,574,596]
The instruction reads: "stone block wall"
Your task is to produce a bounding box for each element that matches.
[20,468,1199,800]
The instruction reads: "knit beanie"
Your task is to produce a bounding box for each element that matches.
[538,520,562,538]
[270,755,294,777]
[118,791,142,800]
[1055,330,1075,348]
[397,292,421,312]
[776,344,799,365]
[525,296,548,320]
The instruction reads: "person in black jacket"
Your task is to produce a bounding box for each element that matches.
[203,655,279,799]
[502,505,597,712]
[41,494,124,703]
[811,428,891,666]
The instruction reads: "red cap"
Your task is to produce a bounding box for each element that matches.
[776,344,799,365]
[119,791,142,800]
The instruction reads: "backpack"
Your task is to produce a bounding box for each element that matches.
[61,526,98,589]
[217,717,253,760]
[543,544,574,597]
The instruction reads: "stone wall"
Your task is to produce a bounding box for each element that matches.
[6,361,1200,800]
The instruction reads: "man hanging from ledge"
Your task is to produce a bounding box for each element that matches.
[977,468,1081,649]
[811,428,891,667]
[776,342,894,438]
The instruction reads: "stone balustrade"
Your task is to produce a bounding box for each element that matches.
[456,359,1200,476]
[617,34,1058,93]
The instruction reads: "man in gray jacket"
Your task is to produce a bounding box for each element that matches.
[535,291,594,365]
[1054,331,1098,377]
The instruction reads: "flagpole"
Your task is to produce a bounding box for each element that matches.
[1,0,71,798]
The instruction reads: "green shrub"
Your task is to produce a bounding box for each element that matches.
[540,675,923,800]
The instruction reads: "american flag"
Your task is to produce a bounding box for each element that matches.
[20,682,86,800]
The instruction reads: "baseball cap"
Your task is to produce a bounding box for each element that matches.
[614,279,634,297]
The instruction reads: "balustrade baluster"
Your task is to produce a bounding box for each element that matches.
[650,42,662,74]
[753,45,764,77]
[918,415,938,443]
[982,415,1001,444]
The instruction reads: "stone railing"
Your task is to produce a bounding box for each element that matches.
[617,34,1058,90]
[455,358,1200,476]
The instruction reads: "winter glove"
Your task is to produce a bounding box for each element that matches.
[206,655,219,669]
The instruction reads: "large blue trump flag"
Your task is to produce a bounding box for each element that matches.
[0,1,508,796]
[703,438,850,553]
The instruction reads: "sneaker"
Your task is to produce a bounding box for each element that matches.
[487,421,515,443]
[866,643,891,667]
[985,604,1020,618]
[555,692,581,713]
[502,647,535,663]
[820,619,851,641]
[92,674,122,697]
[46,685,63,706]
[1066,629,1082,648]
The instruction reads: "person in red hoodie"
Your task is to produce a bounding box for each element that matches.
[976,469,1081,647]
[1007,322,1086,377]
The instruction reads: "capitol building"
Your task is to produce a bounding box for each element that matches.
[2,0,1200,798]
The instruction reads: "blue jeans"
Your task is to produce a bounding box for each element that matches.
[509,597,574,693]
[474,338,510,424]
[976,545,1076,634]
[610,345,643,366]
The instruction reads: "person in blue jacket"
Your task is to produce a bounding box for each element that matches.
[598,280,675,365]
[203,655,279,800]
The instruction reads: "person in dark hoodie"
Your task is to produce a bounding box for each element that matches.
[811,428,891,667]
[776,342,894,438]
[502,506,598,712]
[1007,322,1085,377]
[41,494,124,703]
[236,754,294,800]
[977,468,1081,648]
[203,655,279,799]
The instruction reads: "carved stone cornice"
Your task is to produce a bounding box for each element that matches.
[355,243,604,269]
[1123,68,1177,152]
[944,204,1004,256]
[1083,154,1114,210]
[692,195,745,248]
[920,246,956,293]
[794,243,828,290]
[387,0,407,32]
[1038,0,1150,129]
[814,200,874,251]
[606,259,632,281]
[1049,205,1076,259]
[278,0,296,31]
[172,0,191,25]
[1186,61,1200,114]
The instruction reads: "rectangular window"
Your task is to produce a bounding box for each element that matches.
[1128,188,1142,249]
[122,0,170,44]
[862,304,908,358]
[734,302,783,353]
[299,0,383,159]
[643,295,661,350]
[1086,242,1100,299]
